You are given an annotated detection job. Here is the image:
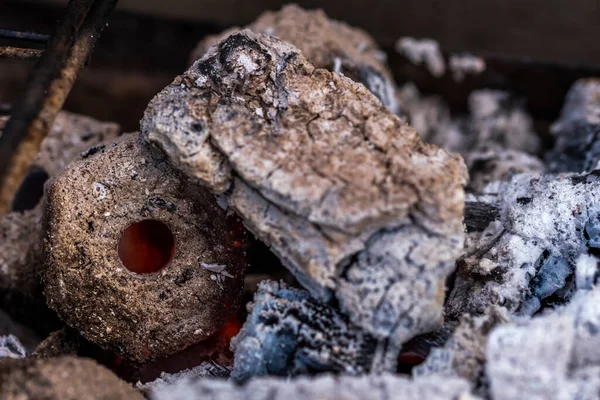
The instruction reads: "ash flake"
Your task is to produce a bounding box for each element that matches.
[201,262,233,289]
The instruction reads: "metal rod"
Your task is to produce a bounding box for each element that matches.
[0,46,43,60]
[0,0,118,215]
[0,29,50,43]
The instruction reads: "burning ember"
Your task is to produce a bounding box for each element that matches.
[2,3,600,400]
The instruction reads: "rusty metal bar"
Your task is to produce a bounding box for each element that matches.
[0,0,118,215]
[0,46,43,60]
[0,29,49,43]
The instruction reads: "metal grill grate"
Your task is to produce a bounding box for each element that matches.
[0,0,118,214]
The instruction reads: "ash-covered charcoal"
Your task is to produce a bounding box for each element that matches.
[486,287,600,400]
[397,86,542,188]
[465,146,544,192]
[137,361,231,394]
[43,134,247,364]
[231,280,384,381]
[414,306,508,387]
[142,31,467,347]
[448,53,486,82]
[0,112,120,334]
[149,373,478,400]
[0,356,143,399]
[192,4,400,114]
[0,335,26,359]
[547,79,600,173]
[0,204,44,306]
[447,170,600,318]
[395,37,446,77]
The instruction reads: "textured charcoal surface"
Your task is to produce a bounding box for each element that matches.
[191,4,400,114]
[138,361,231,394]
[231,280,386,381]
[43,134,247,363]
[141,30,467,346]
[0,335,26,359]
[486,287,600,400]
[547,79,600,173]
[447,170,600,318]
[149,373,478,400]
[0,356,143,399]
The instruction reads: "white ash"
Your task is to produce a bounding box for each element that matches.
[395,37,446,77]
[447,170,600,319]
[575,254,600,290]
[230,280,388,382]
[142,31,467,347]
[486,286,600,400]
[149,373,478,400]
[0,335,27,359]
[137,362,231,394]
[547,78,600,173]
[449,53,486,81]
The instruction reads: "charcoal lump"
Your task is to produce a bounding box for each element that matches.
[486,286,600,400]
[149,372,478,400]
[447,170,600,318]
[141,31,467,346]
[0,356,143,399]
[547,78,600,173]
[0,112,120,332]
[43,134,247,363]
[397,86,542,192]
[231,280,384,381]
[192,4,400,114]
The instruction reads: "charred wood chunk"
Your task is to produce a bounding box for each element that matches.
[448,171,600,318]
[0,356,143,399]
[192,4,400,114]
[148,372,474,400]
[547,79,600,173]
[486,287,600,400]
[43,134,247,364]
[142,31,467,346]
[231,280,388,381]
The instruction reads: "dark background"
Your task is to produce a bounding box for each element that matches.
[37,0,600,66]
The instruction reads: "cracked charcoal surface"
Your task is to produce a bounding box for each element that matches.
[149,373,478,400]
[547,79,600,173]
[192,4,400,114]
[142,30,467,345]
[486,286,600,400]
[43,134,247,363]
[414,306,508,393]
[0,356,143,399]
[231,280,385,381]
[447,170,600,319]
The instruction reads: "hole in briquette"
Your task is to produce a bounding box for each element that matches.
[118,220,175,274]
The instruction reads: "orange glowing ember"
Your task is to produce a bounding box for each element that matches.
[118,219,175,274]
